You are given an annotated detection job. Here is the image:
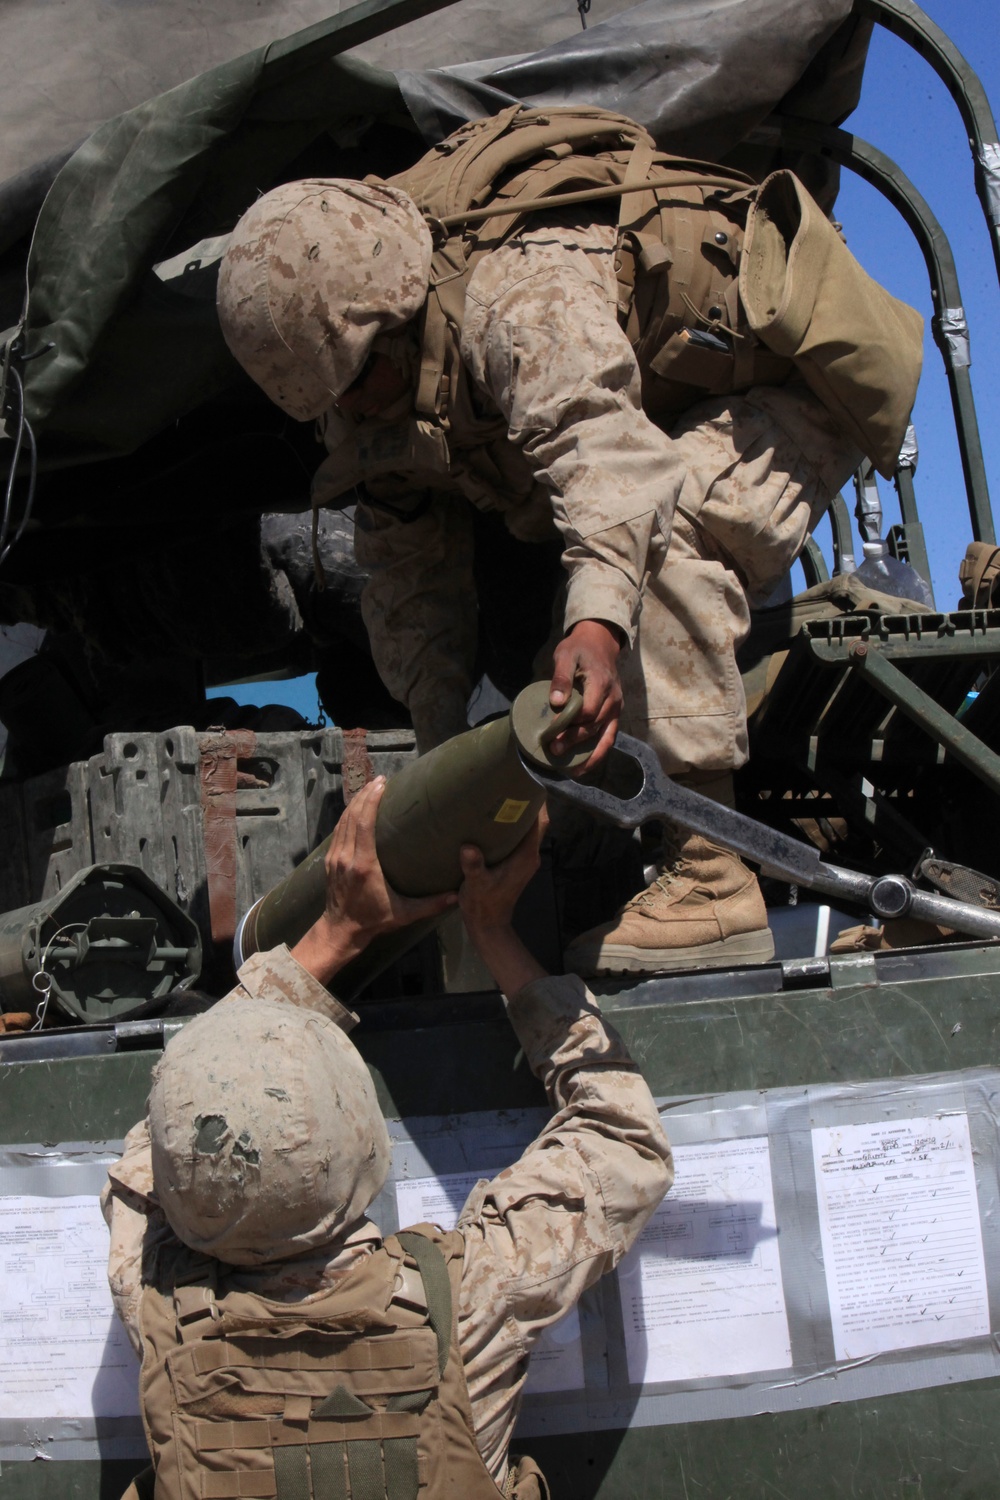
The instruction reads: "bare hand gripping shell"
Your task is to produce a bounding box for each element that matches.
[217,179,433,419]
[148,996,391,1264]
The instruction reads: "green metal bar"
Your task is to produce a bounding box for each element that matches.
[895,464,920,530]
[827,491,857,573]
[808,624,1000,666]
[858,0,1000,291]
[260,0,469,82]
[888,445,935,603]
[800,535,830,587]
[756,116,995,547]
[845,639,1000,796]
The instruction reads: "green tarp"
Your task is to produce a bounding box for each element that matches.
[19,14,414,454]
[11,0,864,462]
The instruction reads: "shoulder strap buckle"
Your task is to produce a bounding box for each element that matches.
[173,1282,219,1338]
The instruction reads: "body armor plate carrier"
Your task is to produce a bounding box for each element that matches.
[132,1228,544,1500]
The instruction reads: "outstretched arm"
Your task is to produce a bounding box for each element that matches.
[454,814,673,1478]
[462,222,680,771]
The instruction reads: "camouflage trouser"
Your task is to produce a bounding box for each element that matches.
[608,382,859,775]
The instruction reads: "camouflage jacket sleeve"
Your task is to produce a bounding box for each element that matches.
[456,973,673,1480]
[463,221,683,647]
[101,1117,166,1356]
[354,492,477,752]
[233,945,359,1031]
[101,947,357,1350]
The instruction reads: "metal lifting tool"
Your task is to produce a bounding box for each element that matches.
[520,732,1000,943]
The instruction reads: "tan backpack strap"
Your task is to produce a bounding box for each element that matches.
[415,280,448,420]
[416,241,467,422]
[613,136,656,340]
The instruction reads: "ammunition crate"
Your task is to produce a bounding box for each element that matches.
[0,726,417,958]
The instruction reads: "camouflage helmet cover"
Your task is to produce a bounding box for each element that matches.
[217,179,432,420]
[148,996,391,1265]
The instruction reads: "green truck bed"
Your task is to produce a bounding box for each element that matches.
[5,941,1000,1498]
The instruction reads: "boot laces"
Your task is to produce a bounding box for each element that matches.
[626,835,689,909]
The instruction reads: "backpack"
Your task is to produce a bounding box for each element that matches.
[380,105,921,472]
[383,106,789,434]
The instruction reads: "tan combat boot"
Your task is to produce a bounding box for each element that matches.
[564,828,774,977]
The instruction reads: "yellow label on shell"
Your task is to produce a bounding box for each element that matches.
[493,798,530,825]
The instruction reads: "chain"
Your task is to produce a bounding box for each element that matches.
[30,969,53,1030]
[29,921,86,1030]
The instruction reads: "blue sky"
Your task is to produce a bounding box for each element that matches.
[833,0,1000,607]
[213,2,1000,717]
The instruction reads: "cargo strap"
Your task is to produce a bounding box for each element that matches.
[199,729,257,946]
[341,728,375,804]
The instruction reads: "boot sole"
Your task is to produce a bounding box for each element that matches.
[566,928,776,977]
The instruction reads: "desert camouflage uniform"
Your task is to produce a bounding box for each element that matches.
[327,220,861,768]
[102,945,672,1487]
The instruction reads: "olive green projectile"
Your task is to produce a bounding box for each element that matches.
[237,683,593,996]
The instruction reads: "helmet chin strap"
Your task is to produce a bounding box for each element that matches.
[372,324,420,382]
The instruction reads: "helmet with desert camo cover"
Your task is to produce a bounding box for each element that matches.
[147,994,391,1265]
[217,178,432,420]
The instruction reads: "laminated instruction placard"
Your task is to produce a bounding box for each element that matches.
[6,1066,1000,1458]
[0,1195,140,1421]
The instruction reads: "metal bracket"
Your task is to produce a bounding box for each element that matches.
[914,850,1000,910]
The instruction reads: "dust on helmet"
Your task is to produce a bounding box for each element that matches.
[148,995,391,1264]
[217,178,432,419]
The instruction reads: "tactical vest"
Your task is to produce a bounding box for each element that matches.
[133,1227,541,1500]
[382,105,792,441]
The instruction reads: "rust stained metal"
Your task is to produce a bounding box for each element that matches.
[342,727,375,804]
[199,728,258,945]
